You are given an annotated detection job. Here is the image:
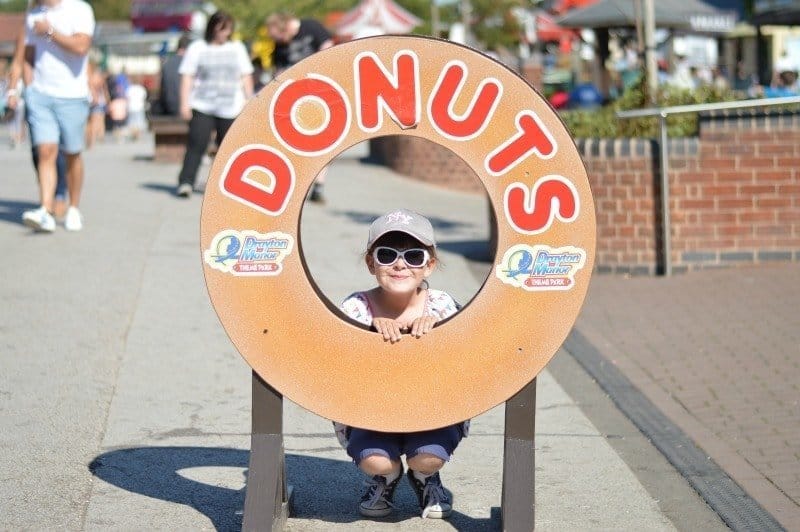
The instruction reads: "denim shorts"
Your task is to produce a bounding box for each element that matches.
[25,87,89,154]
[346,424,463,464]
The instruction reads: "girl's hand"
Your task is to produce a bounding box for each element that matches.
[372,318,404,344]
[410,316,439,338]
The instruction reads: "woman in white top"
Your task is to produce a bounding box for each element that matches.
[175,11,253,197]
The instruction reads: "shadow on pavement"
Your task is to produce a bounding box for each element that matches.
[0,198,39,226]
[89,446,499,530]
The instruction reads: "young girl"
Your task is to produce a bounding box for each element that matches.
[337,209,467,519]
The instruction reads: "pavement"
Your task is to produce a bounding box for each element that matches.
[0,133,796,531]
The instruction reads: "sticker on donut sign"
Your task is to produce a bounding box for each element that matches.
[200,36,596,433]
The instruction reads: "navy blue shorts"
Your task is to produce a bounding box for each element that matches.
[346,424,463,464]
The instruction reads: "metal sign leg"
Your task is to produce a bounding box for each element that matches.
[243,371,292,531]
[501,377,537,531]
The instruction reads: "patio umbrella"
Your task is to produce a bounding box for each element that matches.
[556,0,736,33]
[335,0,422,37]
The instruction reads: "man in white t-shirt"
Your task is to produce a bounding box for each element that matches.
[21,0,95,233]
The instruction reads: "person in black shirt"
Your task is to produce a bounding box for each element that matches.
[159,33,192,116]
[266,13,334,203]
[266,13,333,74]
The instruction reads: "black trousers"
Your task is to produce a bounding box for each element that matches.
[177,110,234,187]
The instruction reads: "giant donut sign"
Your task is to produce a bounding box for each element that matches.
[201,36,596,432]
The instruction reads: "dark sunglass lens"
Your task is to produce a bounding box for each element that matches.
[376,248,398,265]
[404,249,425,266]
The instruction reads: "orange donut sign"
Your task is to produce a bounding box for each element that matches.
[201,36,596,432]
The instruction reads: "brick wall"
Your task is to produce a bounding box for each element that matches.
[374,109,800,274]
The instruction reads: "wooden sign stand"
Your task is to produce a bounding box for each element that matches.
[242,371,536,531]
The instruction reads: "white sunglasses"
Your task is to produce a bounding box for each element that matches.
[372,246,430,267]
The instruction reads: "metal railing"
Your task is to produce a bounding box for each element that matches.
[616,96,800,276]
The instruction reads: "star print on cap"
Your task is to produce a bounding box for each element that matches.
[367,209,436,248]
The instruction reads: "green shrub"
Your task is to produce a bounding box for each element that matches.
[561,73,736,139]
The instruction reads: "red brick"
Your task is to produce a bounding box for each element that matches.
[680,225,716,237]
[681,199,715,209]
[759,144,797,155]
[679,171,711,183]
[777,211,800,222]
[702,212,737,223]
[703,185,738,196]
[724,143,758,155]
[757,197,792,208]
[619,160,644,171]
[598,226,616,237]
[738,156,776,168]
[720,225,753,236]
[757,170,793,182]
[703,158,736,170]
[718,198,754,209]
[717,170,754,182]
[697,238,735,248]
[740,184,778,195]
[778,184,800,195]
[740,211,777,223]
[755,226,791,236]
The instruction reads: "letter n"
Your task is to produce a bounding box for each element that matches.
[355,50,420,132]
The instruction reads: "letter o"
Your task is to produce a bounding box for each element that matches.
[201,36,596,432]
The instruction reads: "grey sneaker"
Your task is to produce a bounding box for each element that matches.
[64,206,83,232]
[359,467,403,518]
[176,183,192,197]
[22,207,56,233]
[406,470,452,519]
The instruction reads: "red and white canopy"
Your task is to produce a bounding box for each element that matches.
[335,0,422,38]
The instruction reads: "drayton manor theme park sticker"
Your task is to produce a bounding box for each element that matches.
[495,244,587,291]
[204,230,294,276]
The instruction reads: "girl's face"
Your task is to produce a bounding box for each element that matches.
[366,233,435,295]
[213,22,233,43]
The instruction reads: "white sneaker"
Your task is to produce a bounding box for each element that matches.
[22,206,56,233]
[64,206,83,232]
[176,183,192,197]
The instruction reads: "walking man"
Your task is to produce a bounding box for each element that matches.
[21,0,95,232]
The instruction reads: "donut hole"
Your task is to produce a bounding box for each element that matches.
[298,135,496,326]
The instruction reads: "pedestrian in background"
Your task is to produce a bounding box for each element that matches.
[175,11,253,198]
[125,80,147,141]
[266,12,333,204]
[158,33,191,116]
[6,12,69,218]
[18,0,93,232]
[85,60,109,148]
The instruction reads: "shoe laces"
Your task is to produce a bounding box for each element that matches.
[421,474,448,518]
[362,476,394,509]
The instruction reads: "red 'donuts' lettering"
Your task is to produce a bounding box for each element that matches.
[219,145,295,216]
[503,175,579,234]
[271,75,350,155]
[428,60,502,140]
[486,111,557,176]
[356,51,419,131]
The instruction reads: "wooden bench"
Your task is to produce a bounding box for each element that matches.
[150,115,189,163]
